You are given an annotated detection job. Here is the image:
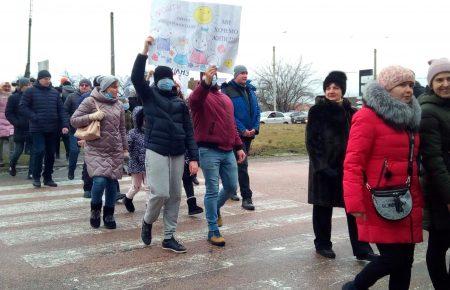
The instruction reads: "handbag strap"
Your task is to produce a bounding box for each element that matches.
[365,131,414,190]
[92,98,100,111]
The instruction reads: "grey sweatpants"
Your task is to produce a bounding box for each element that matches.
[143,149,184,239]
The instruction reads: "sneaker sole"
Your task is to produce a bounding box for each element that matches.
[161,246,187,253]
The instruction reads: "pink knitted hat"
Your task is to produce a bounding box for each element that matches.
[377,66,415,91]
[427,58,450,86]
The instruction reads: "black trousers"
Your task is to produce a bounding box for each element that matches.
[182,162,194,199]
[354,243,415,290]
[312,204,373,256]
[55,132,70,158]
[427,229,450,290]
[82,162,93,192]
[31,132,57,180]
[236,137,253,199]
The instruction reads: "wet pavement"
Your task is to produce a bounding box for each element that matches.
[0,156,435,289]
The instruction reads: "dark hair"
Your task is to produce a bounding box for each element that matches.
[135,109,145,131]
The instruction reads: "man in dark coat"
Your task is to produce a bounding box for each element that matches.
[20,70,69,188]
[221,65,261,210]
[306,71,374,260]
[5,78,33,177]
[64,78,92,180]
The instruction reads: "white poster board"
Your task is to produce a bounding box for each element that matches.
[149,0,242,74]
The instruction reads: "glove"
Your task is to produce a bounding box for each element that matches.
[322,168,338,177]
[123,151,130,162]
[88,110,105,121]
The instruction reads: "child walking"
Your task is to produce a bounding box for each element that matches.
[123,106,149,212]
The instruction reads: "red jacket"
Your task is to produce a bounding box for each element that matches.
[189,82,243,152]
[343,83,423,244]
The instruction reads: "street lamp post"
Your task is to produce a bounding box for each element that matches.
[110,12,115,75]
[24,0,33,78]
[272,45,277,112]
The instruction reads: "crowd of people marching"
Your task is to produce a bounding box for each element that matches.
[0,35,449,289]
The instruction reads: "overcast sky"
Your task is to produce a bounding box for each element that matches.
[1,0,449,96]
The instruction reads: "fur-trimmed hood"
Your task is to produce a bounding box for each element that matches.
[363,82,421,132]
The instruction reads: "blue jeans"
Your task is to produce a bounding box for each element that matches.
[91,176,117,208]
[31,132,57,180]
[199,147,238,232]
[68,132,80,174]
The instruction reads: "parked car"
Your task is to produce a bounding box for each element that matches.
[260,111,291,124]
[290,111,308,124]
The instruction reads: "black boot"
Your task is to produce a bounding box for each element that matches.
[103,206,116,229]
[9,164,16,176]
[187,197,203,215]
[90,203,102,228]
[141,220,152,245]
[123,196,135,213]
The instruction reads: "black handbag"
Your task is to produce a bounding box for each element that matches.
[365,132,414,221]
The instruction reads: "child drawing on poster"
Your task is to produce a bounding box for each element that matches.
[173,37,189,66]
[189,27,209,67]
[154,29,172,63]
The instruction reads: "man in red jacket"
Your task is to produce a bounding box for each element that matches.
[189,66,246,247]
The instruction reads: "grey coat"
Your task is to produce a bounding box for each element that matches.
[71,88,128,180]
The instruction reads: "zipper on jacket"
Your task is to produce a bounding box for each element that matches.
[376,159,388,187]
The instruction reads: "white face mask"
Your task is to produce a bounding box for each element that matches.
[211,75,218,86]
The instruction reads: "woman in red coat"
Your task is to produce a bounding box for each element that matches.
[342,66,423,290]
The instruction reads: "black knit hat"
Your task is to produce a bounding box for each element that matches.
[323,71,347,95]
[93,75,102,88]
[154,66,173,84]
[37,70,51,80]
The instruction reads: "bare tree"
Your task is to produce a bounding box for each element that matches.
[253,58,317,112]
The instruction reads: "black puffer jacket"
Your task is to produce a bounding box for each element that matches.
[5,90,29,142]
[306,96,356,207]
[64,90,84,133]
[419,92,450,230]
[20,83,69,133]
[131,54,198,161]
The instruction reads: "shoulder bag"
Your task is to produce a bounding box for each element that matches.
[365,132,414,221]
[74,99,101,141]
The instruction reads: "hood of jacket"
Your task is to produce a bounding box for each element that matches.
[315,95,354,111]
[91,87,118,104]
[418,91,450,108]
[221,79,256,91]
[363,81,421,132]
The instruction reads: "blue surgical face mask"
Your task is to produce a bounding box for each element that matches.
[211,75,218,86]
[104,92,114,99]
[122,102,130,111]
[157,78,175,91]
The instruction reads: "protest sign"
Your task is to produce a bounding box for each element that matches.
[149,0,242,74]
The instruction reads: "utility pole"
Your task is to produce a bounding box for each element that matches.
[110,12,115,75]
[272,46,277,111]
[24,0,33,78]
[373,48,377,80]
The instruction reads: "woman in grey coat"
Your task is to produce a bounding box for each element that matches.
[71,76,128,229]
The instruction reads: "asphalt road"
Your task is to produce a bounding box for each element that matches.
[0,156,435,289]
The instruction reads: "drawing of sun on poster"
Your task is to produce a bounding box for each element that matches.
[149,0,242,74]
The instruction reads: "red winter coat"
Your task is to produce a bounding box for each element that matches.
[343,82,423,244]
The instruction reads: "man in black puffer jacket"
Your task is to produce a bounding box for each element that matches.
[20,70,69,188]
[5,78,33,177]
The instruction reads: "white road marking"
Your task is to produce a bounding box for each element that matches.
[21,204,318,268]
[64,234,317,289]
